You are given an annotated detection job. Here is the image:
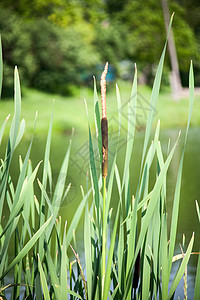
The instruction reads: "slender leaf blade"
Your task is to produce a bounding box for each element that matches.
[38,254,51,300]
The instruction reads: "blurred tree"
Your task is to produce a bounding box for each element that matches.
[93,21,127,71]
[0,3,100,96]
[105,0,127,16]
[0,0,199,95]
[175,0,200,34]
[113,0,200,86]
[172,0,200,85]
[116,0,166,83]
[0,6,36,97]
[28,18,99,94]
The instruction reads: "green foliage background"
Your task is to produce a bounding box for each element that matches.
[0,0,200,96]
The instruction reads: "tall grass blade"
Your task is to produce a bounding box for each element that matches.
[84,201,92,299]
[39,107,54,258]
[61,222,68,299]
[10,67,21,151]
[0,66,22,219]
[122,64,137,189]
[103,205,120,300]
[38,254,51,300]
[161,213,168,300]
[116,84,122,139]
[105,153,117,222]
[141,14,174,167]
[89,126,100,224]
[118,215,124,295]
[94,76,102,163]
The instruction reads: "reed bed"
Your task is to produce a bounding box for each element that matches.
[0,17,200,300]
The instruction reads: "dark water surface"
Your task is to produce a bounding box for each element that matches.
[2,126,200,299]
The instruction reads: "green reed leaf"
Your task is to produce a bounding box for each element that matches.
[38,254,51,300]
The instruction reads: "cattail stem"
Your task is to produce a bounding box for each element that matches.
[102,176,106,296]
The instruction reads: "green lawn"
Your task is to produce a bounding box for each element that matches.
[0,81,200,138]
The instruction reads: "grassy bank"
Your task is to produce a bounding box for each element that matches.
[0,81,200,138]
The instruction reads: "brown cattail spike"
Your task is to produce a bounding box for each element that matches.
[101,117,108,178]
[101,63,108,178]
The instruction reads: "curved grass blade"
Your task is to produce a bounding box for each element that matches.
[67,290,83,299]
[66,187,92,248]
[0,115,10,146]
[161,213,168,300]
[141,14,174,168]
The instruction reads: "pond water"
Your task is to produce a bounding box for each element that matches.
[2,126,200,299]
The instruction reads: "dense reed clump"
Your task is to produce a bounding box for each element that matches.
[0,17,200,300]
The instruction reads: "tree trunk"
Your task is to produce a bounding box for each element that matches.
[161,0,182,101]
